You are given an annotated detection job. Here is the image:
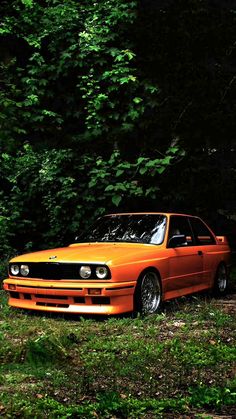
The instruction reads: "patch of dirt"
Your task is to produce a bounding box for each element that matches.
[213,293,236,314]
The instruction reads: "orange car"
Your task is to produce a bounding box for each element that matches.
[3,213,231,315]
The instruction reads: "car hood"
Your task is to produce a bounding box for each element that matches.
[10,242,165,266]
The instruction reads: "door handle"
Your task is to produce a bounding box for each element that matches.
[198,250,203,256]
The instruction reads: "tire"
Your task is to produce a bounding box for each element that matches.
[213,263,228,296]
[134,270,162,315]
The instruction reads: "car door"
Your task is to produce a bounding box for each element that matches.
[166,215,204,295]
[188,216,217,286]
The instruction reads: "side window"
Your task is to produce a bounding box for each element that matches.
[189,217,216,245]
[168,216,194,246]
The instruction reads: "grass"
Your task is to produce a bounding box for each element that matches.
[0,278,235,418]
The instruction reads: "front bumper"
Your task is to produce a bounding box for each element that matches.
[3,278,136,315]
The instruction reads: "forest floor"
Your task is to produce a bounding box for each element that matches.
[0,276,235,418]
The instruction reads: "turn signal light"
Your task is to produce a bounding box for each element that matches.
[9,284,16,290]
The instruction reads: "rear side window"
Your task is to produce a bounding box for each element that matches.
[168,216,194,246]
[189,217,216,245]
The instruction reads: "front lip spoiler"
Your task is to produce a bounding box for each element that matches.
[7,299,133,315]
[3,278,136,315]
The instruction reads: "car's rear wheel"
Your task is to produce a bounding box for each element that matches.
[135,271,162,315]
[213,263,228,296]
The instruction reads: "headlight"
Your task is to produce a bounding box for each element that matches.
[20,264,29,276]
[10,265,20,276]
[96,266,108,279]
[80,265,91,279]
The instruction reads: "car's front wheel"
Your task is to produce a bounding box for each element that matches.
[135,270,162,315]
[213,263,228,296]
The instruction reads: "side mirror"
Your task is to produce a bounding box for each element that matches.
[168,234,187,248]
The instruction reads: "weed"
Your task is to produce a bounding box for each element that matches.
[25,334,68,366]
[189,383,236,408]
[0,285,235,417]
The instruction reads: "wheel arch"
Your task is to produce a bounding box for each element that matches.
[212,261,228,296]
[134,266,162,314]
[136,266,162,287]
[214,260,228,279]
[217,260,227,268]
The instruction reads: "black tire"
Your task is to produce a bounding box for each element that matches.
[134,270,162,315]
[213,263,228,296]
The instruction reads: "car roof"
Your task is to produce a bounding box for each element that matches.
[106,213,198,218]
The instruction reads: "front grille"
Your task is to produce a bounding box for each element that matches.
[28,263,81,280]
[9,262,110,280]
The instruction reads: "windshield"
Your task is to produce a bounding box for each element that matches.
[77,214,167,245]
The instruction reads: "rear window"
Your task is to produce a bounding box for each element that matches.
[189,217,216,245]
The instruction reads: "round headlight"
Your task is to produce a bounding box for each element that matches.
[10,264,20,276]
[96,266,108,279]
[20,264,29,276]
[80,265,91,279]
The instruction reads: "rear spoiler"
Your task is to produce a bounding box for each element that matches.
[216,236,229,244]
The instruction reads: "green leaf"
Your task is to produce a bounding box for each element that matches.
[21,0,33,7]
[139,167,147,175]
[105,185,114,192]
[112,195,122,206]
[156,166,166,174]
[116,170,124,177]
[162,156,172,165]
[133,97,142,104]
[168,146,179,154]
[137,157,147,164]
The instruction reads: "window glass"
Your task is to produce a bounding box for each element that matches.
[168,216,193,246]
[189,217,216,245]
[77,214,167,245]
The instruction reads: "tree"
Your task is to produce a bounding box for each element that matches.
[0,0,235,270]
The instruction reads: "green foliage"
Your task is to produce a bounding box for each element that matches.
[0,0,236,267]
[0,0,142,150]
[189,383,236,408]
[168,337,236,368]
[0,2,236,416]
[0,294,235,417]
[25,334,69,365]
[0,0,170,263]
[0,143,182,260]
[1,387,235,418]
